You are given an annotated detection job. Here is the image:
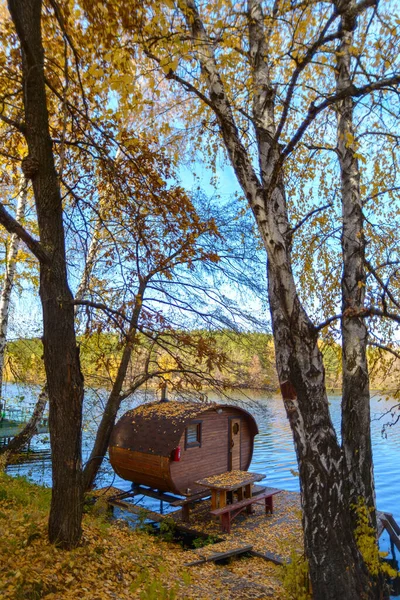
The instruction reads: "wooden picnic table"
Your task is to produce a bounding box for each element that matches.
[195,470,265,511]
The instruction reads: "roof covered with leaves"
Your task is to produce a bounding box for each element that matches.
[109,400,258,456]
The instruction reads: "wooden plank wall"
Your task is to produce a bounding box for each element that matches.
[171,407,254,495]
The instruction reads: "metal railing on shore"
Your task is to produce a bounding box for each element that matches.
[0,405,49,427]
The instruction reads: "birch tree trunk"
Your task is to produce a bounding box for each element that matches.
[0,178,28,396]
[7,0,84,548]
[335,0,376,516]
[173,0,375,596]
[74,214,102,309]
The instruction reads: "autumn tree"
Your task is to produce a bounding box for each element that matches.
[334,0,375,520]
[76,0,400,596]
[73,155,221,490]
[0,176,28,397]
[0,0,268,542]
[74,182,267,489]
[0,173,48,457]
[0,0,84,548]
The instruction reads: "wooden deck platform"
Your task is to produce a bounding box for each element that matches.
[97,485,301,566]
[172,489,301,564]
[98,486,400,564]
[96,487,400,598]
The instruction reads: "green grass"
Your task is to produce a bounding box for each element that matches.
[0,469,51,513]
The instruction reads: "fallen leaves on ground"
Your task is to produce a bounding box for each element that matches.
[0,471,299,599]
[174,490,303,560]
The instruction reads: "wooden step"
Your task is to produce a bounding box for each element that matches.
[249,549,290,565]
[185,543,253,566]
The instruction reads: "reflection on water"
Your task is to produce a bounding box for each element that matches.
[4,383,400,570]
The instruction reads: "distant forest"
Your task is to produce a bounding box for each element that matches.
[4,332,398,394]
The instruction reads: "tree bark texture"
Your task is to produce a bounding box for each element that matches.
[335,0,376,516]
[175,0,375,597]
[0,177,28,397]
[7,0,84,548]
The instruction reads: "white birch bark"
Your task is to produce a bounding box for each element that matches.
[74,213,102,310]
[335,0,376,516]
[174,1,374,597]
[0,177,28,397]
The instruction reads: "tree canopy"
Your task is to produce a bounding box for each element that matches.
[1,0,400,597]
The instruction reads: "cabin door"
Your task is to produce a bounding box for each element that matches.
[228,418,241,471]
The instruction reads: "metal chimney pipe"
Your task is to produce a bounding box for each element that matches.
[160,382,168,402]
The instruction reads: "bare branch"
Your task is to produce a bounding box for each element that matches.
[0,112,26,134]
[287,202,333,239]
[72,299,129,323]
[0,202,50,264]
[283,75,400,158]
[368,307,400,325]
[365,259,400,311]
[276,12,340,140]
[143,47,217,113]
[316,313,342,331]
[369,341,400,361]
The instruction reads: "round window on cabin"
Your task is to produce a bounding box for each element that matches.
[233,423,240,435]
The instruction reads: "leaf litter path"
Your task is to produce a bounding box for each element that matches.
[170,490,303,599]
[102,487,302,598]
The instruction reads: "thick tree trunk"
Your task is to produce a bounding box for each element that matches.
[7,0,84,548]
[174,0,376,596]
[82,281,146,491]
[266,207,371,599]
[335,0,376,516]
[0,387,47,455]
[0,178,28,396]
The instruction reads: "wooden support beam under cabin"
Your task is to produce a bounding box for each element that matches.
[131,485,181,504]
[107,494,222,541]
[108,498,166,522]
[170,490,211,506]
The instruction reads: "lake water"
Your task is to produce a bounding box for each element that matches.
[4,383,400,576]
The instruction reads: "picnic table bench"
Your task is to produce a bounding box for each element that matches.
[195,470,266,510]
[210,487,282,533]
[171,490,211,522]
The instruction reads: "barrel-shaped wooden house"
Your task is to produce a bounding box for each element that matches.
[109,401,259,496]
